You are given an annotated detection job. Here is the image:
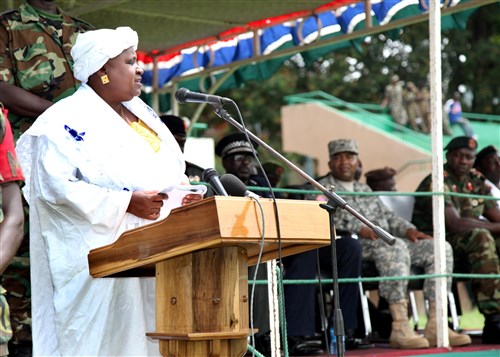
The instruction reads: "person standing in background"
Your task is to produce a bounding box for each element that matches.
[404,81,428,133]
[417,84,432,134]
[381,74,408,129]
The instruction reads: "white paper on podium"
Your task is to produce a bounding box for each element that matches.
[160,184,207,211]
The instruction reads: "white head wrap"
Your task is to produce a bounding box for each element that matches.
[71,26,139,84]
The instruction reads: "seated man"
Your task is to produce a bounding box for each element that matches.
[282,231,364,353]
[474,145,500,203]
[159,114,204,182]
[318,139,470,348]
[412,136,500,344]
[365,167,414,222]
[215,133,271,354]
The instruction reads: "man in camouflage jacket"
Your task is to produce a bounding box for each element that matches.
[412,136,500,344]
[316,139,470,349]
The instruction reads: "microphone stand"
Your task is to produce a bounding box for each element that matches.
[212,104,396,355]
[320,203,345,357]
[211,104,396,246]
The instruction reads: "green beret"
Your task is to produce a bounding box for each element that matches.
[444,136,477,152]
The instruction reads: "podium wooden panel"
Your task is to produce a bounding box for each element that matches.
[88,196,331,356]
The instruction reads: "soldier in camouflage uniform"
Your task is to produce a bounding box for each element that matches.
[0,0,94,137]
[314,139,470,348]
[0,106,25,357]
[0,2,93,355]
[381,74,408,128]
[412,136,500,344]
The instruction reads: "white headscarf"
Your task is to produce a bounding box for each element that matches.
[71,26,139,83]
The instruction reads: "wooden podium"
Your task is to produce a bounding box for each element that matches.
[88,196,331,357]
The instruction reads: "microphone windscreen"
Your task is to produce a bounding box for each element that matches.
[202,167,218,182]
[220,174,247,197]
[174,88,189,104]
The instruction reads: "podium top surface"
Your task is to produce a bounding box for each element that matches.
[88,196,332,278]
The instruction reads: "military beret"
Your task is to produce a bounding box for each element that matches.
[160,115,186,136]
[328,139,359,157]
[215,132,258,157]
[365,167,396,183]
[474,145,498,167]
[444,136,477,152]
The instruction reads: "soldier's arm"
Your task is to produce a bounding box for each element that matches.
[0,81,53,118]
[445,204,500,234]
[0,23,53,118]
[482,204,500,226]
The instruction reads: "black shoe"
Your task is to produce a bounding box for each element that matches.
[251,333,271,356]
[482,313,500,344]
[287,336,324,356]
[345,336,374,350]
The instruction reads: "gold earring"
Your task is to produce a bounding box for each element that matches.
[101,74,110,84]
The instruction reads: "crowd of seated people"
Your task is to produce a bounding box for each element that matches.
[229,135,494,355]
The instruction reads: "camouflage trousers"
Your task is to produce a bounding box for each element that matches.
[361,237,453,303]
[0,286,13,357]
[447,228,500,315]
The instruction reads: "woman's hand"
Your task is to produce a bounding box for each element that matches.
[182,193,203,206]
[127,191,167,220]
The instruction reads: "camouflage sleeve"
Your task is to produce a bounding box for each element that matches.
[0,286,13,351]
[0,19,15,83]
[332,201,363,234]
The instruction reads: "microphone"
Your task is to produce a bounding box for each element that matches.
[202,168,228,196]
[220,174,260,199]
[175,88,232,106]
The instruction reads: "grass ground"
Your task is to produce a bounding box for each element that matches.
[415,308,484,331]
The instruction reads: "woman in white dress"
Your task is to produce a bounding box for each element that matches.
[16,27,201,356]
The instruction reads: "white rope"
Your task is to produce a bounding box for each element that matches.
[267,260,281,357]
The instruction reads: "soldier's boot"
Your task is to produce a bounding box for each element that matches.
[389,301,430,349]
[424,302,471,347]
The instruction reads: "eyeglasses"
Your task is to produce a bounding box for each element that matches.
[232,154,254,164]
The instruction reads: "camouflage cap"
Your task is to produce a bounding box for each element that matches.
[444,136,477,152]
[328,139,359,156]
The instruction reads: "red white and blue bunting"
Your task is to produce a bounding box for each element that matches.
[137,0,465,93]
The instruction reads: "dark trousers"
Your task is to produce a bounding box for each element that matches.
[283,237,362,336]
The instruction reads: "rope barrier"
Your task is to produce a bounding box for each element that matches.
[250,272,500,286]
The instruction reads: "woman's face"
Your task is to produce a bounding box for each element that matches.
[105,47,144,101]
